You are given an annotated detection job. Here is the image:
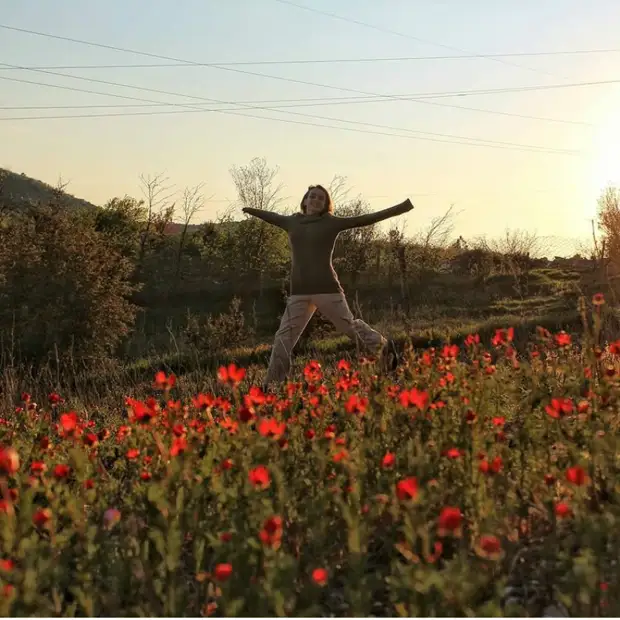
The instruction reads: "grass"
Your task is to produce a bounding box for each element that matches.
[0,289,619,616]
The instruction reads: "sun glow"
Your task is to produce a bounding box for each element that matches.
[590,113,620,194]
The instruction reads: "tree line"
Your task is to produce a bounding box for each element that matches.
[0,158,610,367]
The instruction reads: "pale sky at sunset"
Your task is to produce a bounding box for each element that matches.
[2,0,620,252]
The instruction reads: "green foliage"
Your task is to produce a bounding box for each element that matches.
[183,297,255,353]
[0,205,139,365]
[234,217,290,282]
[332,199,377,285]
[95,196,146,259]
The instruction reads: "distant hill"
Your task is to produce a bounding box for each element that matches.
[0,167,98,211]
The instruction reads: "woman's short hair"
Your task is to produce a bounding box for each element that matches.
[300,185,333,215]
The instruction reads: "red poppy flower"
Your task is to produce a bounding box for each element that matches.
[396,477,419,501]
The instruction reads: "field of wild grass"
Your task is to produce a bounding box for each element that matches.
[1,293,619,616]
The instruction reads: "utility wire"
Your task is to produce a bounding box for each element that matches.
[0,98,594,127]
[271,0,570,79]
[1,22,614,132]
[0,23,612,131]
[0,25,603,153]
[0,78,579,155]
[0,66,583,154]
[0,46,619,69]
[0,23,590,105]
[2,60,612,125]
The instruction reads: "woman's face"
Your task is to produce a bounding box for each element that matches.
[303,187,327,215]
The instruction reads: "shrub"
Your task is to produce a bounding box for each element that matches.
[183,296,254,353]
[0,205,139,365]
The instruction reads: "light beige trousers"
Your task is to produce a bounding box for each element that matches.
[265,293,386,384]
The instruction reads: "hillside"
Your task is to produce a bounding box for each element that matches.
[0,167,98,211]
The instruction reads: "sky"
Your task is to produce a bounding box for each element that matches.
[2,0,620,253]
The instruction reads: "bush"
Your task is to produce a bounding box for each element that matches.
[183,296,254,353]
[449,247,499,277]
[0,205,139,365]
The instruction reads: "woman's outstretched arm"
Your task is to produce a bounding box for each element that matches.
[242,207,290,229]
[334,199,414,230]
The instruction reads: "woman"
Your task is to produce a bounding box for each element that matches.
[243,185,414,386]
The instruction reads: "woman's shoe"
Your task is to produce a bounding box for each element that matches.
[501,545,569,617]
[380,339,399,372]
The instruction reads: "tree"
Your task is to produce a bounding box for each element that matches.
[328,174,351,208]
[95,195,146,260]
[0,169,10,218]
[173,183,206,287]
[232,157,288,294]
[332,197,377,287]
[231,157,284,213]
[598,186,620,261]
[0,205,139,365]
[487,229,541,258]
[386,225,408,296]
[137,172,176,268]
[384,204,457,293]
[484,229,541,276]
[410,204,458,272]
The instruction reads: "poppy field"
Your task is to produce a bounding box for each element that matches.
[0,293,619,616]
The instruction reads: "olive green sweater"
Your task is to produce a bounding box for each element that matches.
[244,201,413,295]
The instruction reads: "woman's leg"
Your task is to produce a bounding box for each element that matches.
[264,295,316,385]
[313,293,387,351]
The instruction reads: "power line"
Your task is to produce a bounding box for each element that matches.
[0,26,600,154]
[0,23,589,104]
[0,101,590,150]
[0,23,611,134]
[0,67,584,154]
[0,23,614,128]
[0,74,578,155]
[0,46,619,69]
[1,58,610,124]
[0,94,595,127]
[271,0,568,79]
[6,68,619,102]
[0,98,594,127]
